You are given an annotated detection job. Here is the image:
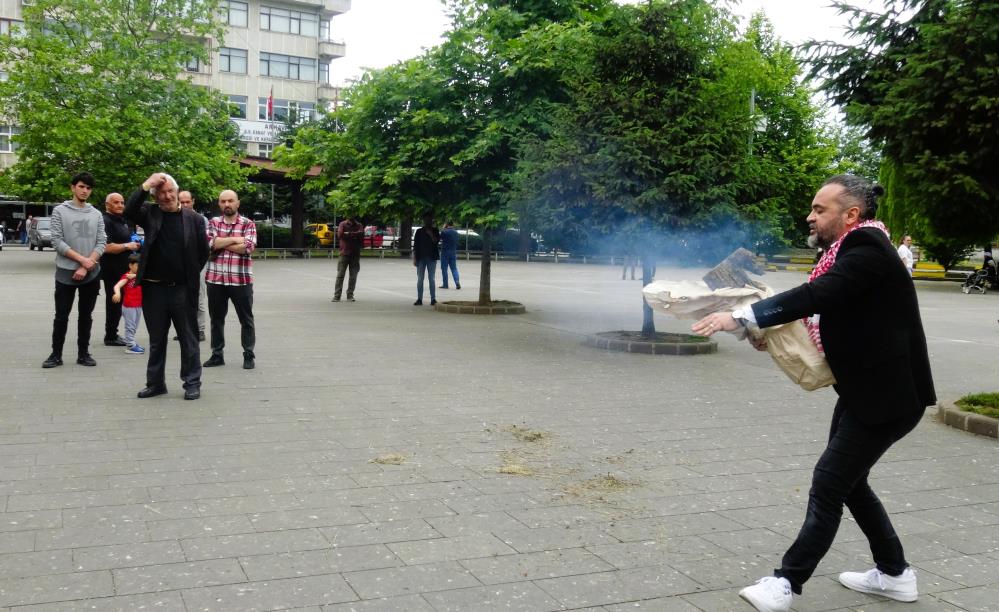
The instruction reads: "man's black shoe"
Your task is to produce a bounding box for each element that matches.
[203,355,225,367]
[439,285,448,289]
[42,354,63,369]
[137,385,168,399]
[413,300,423,305]
[455,283,461,289]
[198,331,206,342]
[184,388,201,400]
[76,354,97,367]
[104,337,128,347]
[430,299,437,306]
[243,357,255,370]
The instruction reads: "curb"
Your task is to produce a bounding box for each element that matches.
[937,400,999,438]
[434,301,526,315]
[584,332,717,356]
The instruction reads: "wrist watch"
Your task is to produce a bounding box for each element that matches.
[732,308,748,327]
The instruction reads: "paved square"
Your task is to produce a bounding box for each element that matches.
[0,247,996,611]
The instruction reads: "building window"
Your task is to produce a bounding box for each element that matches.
[320,19,330,41]
[220,47,247,74]
[0,125,19,153]
[220,1,248,27]
[185,57,200,72]
[260,6,319,37]
[259,52,316,81]
[1,18,23,36]
[258,143,273,159]
[319,62,329,86]
[258,98,315,123]
[226,94,247,119]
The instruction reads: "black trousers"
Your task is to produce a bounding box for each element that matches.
[143,283,201,390]
[51,277,100,357]
[334,253,360,299]
[776,400,924,593]
[102,274,124,341]
[207,283,255,359]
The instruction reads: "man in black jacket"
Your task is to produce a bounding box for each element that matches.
[100,192,140,347]
[694,175,935,612]
[124,173,210,400]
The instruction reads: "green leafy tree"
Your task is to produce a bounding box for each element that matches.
[803,0,999,247]
[0,0,249,201]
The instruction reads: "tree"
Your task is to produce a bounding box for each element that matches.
[0,0,249,201]
[803,0,999,247]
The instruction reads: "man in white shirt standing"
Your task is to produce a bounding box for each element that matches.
[897,235,914,276]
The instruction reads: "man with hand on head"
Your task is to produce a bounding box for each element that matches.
[693,175,935,612]
[100,192,140,347]
[124,172,209,400]
[203,189,257,370]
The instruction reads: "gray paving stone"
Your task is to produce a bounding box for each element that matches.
[11,591,187,611]
[422,581,563,611]
[0,570,112,607]
[0,510,61,532]
[459,547,615,584]
[0,550,74,580]
[320,520,441,548]
[914,554,999,588]
[5,487,149,512]
[181,528,331,561]
[321,594,437,612]
[147,514,257,541]
[34,522,149,550]
[933,583,999,612]
[343,561,481,599]
[247,506,368,532]
[72,540,187,571]
[587,536,731,569]
[180,574,357,611]
[357,499,457,522]
[534,565,703,608]
[0,531,35,554]
[387,533,516,564]
[603,597,702,611]
[238,545,401,581]
[493,524,620,553]
[113,558,247,595]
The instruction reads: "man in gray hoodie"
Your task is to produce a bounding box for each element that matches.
[43,172,107,368]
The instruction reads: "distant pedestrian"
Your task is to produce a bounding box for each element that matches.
[43,172,106,369]
[20,215,31,244]
[177,190,207,342]
[332,215,363,302]
[204,189,257,370]
[125,172,209,401]
[897,234,913,276]
[100,192,140,346]
[112,254,144,355]
[412,213,440,306]
[439,221,461,290]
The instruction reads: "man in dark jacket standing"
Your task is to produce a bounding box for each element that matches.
[124,173,209,400]
[412,213,440,306]
[332,215,363,302]
[100,192,140,347]
[693,175,935,612]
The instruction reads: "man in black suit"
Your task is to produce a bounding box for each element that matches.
[124,173,210,400]
[693,174,935,612]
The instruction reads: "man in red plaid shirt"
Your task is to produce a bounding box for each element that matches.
[203,189,258,370]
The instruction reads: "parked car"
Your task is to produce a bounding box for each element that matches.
[28,217,52,251]
[364,226,397,248]
[304,222,336,247]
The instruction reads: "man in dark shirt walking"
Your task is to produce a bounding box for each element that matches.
[412,213,440,306]
[100,192,140,347]
[332,215,363,302]
[125,173,209,400]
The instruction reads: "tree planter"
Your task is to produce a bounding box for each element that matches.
[434,300,526,315]
[585,331,717,355]
[937,400,999,439]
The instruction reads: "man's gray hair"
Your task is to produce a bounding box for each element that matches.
[822,174,885,221]
[150,173,179,197]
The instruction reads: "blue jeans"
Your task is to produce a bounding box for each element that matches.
[440,251,459,287]
[775,399,924,593]
[416,258,437,302]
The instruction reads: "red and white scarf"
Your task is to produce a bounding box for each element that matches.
[804,220,890,352]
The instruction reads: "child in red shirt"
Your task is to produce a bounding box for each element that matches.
[112,254,144,354]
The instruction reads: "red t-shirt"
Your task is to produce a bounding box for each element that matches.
[119,273,142,308]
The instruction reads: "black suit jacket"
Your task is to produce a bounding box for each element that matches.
[751,227,935,425]
[124,188,209,301]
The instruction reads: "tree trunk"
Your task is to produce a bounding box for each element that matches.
[479,231,492,305]
[399,215,413,258]
[640,257,655,338]
[290,183,305,250]
[518,226,532,260]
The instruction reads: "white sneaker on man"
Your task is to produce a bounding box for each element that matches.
[838,567,917,602]
[739,576,792,612]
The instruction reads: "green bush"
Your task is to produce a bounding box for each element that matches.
[255,224,294,248]
[956,393,999,419]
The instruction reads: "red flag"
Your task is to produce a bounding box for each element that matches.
[267,86,274,121]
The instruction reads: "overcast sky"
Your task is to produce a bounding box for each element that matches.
[329,0,886,86]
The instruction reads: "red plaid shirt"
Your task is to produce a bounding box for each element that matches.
[206,215,256,285]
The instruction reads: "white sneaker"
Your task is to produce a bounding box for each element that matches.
[739,576,792,612]
[838,567,917,602]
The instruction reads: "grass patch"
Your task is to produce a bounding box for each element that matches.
[956,393,999,419]
[369,453,407,465]
[505,424,550,443]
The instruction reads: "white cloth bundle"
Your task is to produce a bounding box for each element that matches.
[642,280,835,391]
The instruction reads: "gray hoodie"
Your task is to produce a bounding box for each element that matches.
[51,200,106,285]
